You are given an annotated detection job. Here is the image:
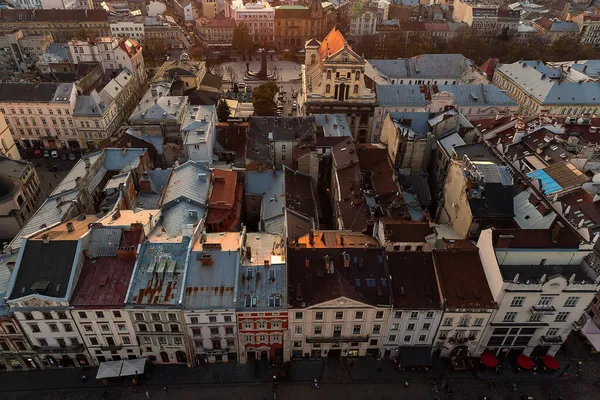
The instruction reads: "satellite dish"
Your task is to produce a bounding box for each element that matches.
[180,52,190,61]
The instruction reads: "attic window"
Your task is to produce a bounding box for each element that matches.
[245,296,251,307]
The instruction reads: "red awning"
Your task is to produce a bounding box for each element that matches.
[541,355,559,370]
[480,352,498,368]
[516,354,534,370]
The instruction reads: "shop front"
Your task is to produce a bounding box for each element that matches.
[0,353,41,371]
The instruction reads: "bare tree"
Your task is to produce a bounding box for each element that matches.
[226,65,238,88]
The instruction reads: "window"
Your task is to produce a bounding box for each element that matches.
[355,311,363,319]
[224,315,232,323]
[208,316,217,323]
[504,312,517,322]
[258,321,266,329]
[555,312,570,322]
[315,312,323,320]
[225,327,234,335]
[425,311,434,319]
[353,85,359,94]
[30,324,40,333]
[48,323,58,332]
[113,311,121,318]
[458,317,469,327]
[511,296,525,307]
[355,70,360,80]
[57,312,67,320]
[422,323,431,331]
[537,296,553,307]
[529,314,542,322]
[547,328,559,336]
[376,311,384,319]
[117,324,126,332]
[135,313,144,321]
[335,312,344,320]
[210,327,219,335]
[158,337,167,345]
[272,321,281,329]
[293,341,302,347]
[295,312,303,320]
[154,324,163,332]
[325,84,330,94]
[63,323,73,332]
[89,338,98,346]
[244,321,252,329]
[373,325,381,334]
[407,323,415,331]
[365,279,376,287]
[314,326,322,335]
[138,324,147,332]
[394,311,402,319]
[42,312,52,320]
[439,331,449,339]
[170,324,180,333]
[442,318,453,326]
[352,325,361,334]
[564,297,580,307]
[83,324,93,332]
[410,312,418,319]
[192,328,201,337]
[38,339,48,347]
[122,336,131,345]
[151,313,160,321]
[294,326,302,335]
[473,318,484,327]
[419,334,427,342]
[190,317,199,324]
[388,335,396,342]
[403,335,411,343]
[96,311,104,319]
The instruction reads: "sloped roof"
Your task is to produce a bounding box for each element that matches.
[162,161,211,207]
[318,26,348,60]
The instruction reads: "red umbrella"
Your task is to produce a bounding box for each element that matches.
[480,352,498,368]
[516,354,534,370]
[541,355,559,370]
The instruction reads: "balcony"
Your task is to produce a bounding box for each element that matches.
[530,305,556,315]
[100,345,123,351]
[306,336,369,344]
[34,344,84,354]
[572,315,586,331]
[540,336,563,345]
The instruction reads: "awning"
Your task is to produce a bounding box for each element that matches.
[96,360,123,379]
[516,354,534,370]
[480,352,498,368]
[581,314,600,352]
[120,358,146,377]
[541,355,559,370]
[397,346,432,367]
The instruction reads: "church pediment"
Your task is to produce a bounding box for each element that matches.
[11,296,62,309]
[327,49,364,64]
[307,296,373,309]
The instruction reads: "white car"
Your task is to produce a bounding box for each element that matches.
[51,150,58,159]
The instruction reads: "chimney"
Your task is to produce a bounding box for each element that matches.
[308,230,314,245]
[583,65,588,73]
[167,99,171,106]
[112,210,121,220]
[42,234,50,244]
[66,222,74,232]
[84,158,91,168]
[198,173,206,180]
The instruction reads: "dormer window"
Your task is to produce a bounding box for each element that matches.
[342,53,348,62]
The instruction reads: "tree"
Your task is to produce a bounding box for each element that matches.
[144,38,167,67]
[232,23,253,52]
[353,35,378,59]
[217,99,231,122]
[252,81,278,116]
[225,65,238,88]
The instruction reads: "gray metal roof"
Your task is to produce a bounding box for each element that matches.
[246,170,283,195]
[369,54,471,80]
[126,239,190,306]
[513,189,556,229]
[184,233,241,309]
[88,227,123,258]
[129,96,186,122]
[0,82,63,102]
[497,60,600,105]
[162,161,211,207]
[438,132,466,157]
[377,84,427,107]
[436,84,517,106]
[260,170,285,222]
[73,90,106,116]
[313,114,352,137]
[237,232,286,311]
[161,201,206,238]
[387,112,430,133]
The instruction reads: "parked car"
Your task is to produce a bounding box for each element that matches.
[43,150,49,158]
[292,101,297,110]
[69,153,76,161]
[59,153,67,161]
[51,150,58,159]
[292,92,297,99]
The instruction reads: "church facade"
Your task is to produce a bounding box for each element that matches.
[300,27,377,142]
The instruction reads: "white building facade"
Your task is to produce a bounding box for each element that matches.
[232,1,275,44]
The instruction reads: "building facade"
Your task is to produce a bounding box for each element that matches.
[237,232,288,363]
[232,1,275,45]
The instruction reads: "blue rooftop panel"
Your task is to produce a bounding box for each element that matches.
[527,170,562,195]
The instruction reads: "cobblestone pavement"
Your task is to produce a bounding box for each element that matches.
[4,378,600,400]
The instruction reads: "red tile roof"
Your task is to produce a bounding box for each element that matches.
[208,169,237,209]
[356,144,398,196]
[480,58,499,80]
[388,252,442,309]
[380,219,435,243]
[319,26,348,60]
[491,225,581,248]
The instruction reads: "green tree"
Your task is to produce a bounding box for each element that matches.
[144,38,167,67]
[217,99,231,122]
[252,82,278,116]
[353,35,378,59]
[232,23,253,52]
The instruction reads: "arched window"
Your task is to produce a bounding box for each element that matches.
[326,70,331,80]
[326,84,331,94]
[353,85,359,94]
[355,70,360,80]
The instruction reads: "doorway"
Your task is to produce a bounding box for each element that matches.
[160,351,169,363]
[260,350,268,361]
[328,349,341,359]
[176,351,187,363]
[247,351,256,361]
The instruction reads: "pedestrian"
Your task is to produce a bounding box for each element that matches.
[163,385,168,395]
[145,390,150,399]
[81,374,87,382]
[404,380,409,388]
[313,378,319,389]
